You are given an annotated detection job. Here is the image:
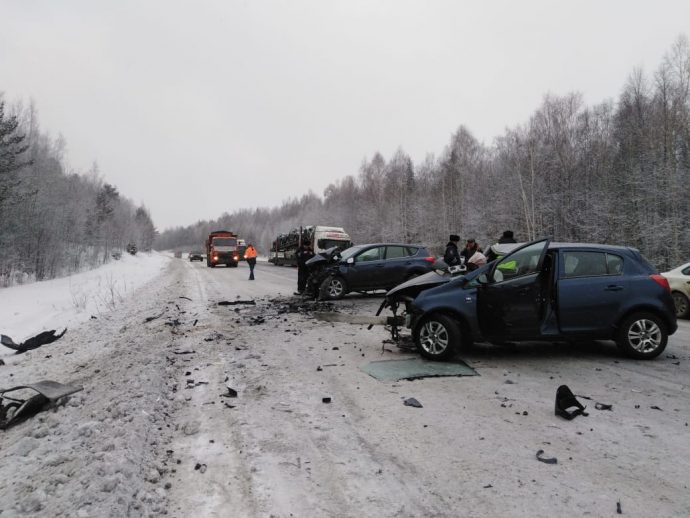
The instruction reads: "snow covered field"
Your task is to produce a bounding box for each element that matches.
[1,257,689,517]
[0,252,169,355]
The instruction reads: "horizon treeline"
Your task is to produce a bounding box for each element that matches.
[0,97,156,287]
[160,36,685,270]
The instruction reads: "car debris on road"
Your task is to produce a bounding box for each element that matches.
[555,385,588,420]
[1,329,67,354]
[0,380,83,430]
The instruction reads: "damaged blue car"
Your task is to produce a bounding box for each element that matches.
[383,238,677,361]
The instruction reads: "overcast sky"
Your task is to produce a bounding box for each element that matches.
[2,1,689,230]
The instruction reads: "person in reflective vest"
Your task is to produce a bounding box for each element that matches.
[244,244,257,280]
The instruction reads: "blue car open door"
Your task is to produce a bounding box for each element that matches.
[477,239,551,339]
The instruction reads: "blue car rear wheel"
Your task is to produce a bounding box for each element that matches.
[616,312,668,359]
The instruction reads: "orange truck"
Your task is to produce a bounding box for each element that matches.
[205,230,239,268]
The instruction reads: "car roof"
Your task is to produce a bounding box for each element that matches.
[355,243,426,248]
[548,242,637,253]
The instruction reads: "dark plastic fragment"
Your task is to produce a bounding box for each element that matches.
[536,449,558,464]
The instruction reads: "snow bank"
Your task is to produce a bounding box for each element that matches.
[0,252,170,350]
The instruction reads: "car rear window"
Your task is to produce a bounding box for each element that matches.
[564,251,622,277]
[682,265,690,276]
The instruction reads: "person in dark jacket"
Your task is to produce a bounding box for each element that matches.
[498,230,516,244]
[443,235,461,266]
[295,239,315,295]
[460,238,479,264]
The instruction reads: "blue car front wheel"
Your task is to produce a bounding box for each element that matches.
[414,314,461,361]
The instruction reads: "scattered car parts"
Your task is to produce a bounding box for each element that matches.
[1,329,67,354]
[555,385,588,420]
[0,380,83,430]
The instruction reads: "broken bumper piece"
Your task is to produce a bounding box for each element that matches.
[0,380,83,430]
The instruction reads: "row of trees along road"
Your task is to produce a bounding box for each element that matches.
[0,97,156,287]
[157,37,690,271]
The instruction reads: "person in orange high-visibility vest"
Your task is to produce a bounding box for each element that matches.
[244,243,257,280]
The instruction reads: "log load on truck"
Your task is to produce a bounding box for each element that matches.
[268,226,352,266]
[206,230,239,268]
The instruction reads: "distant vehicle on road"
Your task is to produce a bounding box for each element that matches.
[385,239,678,361]
[662,262,690,319]
[269,226,351,266]
[236,239,247,262]
[189,251,204,262]
[307,243,435,300]
[206,230,238,268]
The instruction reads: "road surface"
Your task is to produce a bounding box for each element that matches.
[1,258,689,517]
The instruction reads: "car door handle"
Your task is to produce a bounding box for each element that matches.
[604,285,623,291]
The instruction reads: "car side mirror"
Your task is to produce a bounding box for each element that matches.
[346,257,354,265]
[477,273,489,285]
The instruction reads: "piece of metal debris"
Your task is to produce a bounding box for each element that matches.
[403,398,423,408]
[535,449,558,465]
[1,381,83,430]
[617,501,622,514]
[650,405,663,411]
[221,387,238,398]
[322,397,332,404]
[555,385,588,420]
[179,296,192,301]
[595,402,613,411]
[1,329,67,354]
[218,300,256,306]
[144,313,165,323]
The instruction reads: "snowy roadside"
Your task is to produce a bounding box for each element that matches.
[0,252,170,356]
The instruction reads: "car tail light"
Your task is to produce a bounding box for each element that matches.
[233,255,238,260]
[423,256,435,263]
[213,255,218,261]
[650,274,670,292]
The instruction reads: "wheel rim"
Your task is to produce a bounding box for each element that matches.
[328,279,344,297]
[627,318,662,353]
[419,320,449,356]
[672,293,688,317]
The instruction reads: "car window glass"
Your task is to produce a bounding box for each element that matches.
[356,247,382,262]
[494,241,544,280]
[406,247,418,256]
[682,265,690,276]
[606,254,623,275]
[386,246,407,259]
[563,251,608,277]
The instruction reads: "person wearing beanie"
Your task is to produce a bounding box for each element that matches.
[498,230,516,244]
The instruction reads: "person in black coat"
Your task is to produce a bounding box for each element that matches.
[443,235,461,266]
[295,239,315,295]
[498,230,516,244]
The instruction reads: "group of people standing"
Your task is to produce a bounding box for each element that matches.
[444,230,516,271]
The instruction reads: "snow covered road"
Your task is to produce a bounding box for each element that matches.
[1,258,689,517]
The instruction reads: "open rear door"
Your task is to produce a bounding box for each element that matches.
[477,238,550,339]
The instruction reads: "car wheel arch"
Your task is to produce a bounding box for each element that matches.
[615,305,674,335]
